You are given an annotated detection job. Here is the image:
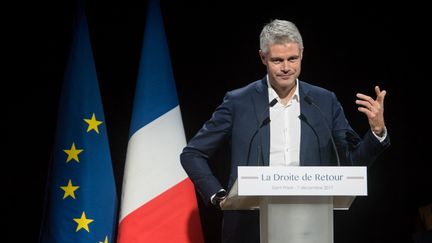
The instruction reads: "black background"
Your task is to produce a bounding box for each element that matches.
[8,0,431,242]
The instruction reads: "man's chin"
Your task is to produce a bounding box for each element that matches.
[275,79,296,87]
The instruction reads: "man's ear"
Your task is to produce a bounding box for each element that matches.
[258,50,266,65]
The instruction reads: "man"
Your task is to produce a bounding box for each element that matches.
[180,19,390,243]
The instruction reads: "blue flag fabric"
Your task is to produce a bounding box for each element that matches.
[128,0,178,137]
[39,6,117,243]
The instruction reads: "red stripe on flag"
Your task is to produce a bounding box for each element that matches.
[117,178,204,243]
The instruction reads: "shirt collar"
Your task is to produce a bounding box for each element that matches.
[266,75,299,105]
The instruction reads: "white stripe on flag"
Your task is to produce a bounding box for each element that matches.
[119,106,187,220]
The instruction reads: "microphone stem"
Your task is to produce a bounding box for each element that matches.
[303,96,341,166]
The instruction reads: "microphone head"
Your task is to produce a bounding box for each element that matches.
[269,98,278,107]
[261,117,271,127]
[303,95,313,105]
[298,113,307,122]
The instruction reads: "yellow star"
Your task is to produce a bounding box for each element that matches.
[84,113,103,134]
[73,212,94,232]
[99,236,109,243]
[60,179,79,199]
[63,142,83,163]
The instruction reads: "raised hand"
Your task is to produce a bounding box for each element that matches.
[355,86,387,136]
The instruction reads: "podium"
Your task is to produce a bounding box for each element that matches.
[221,166,367,243]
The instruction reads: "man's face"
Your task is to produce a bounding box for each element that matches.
[260,42,303,92]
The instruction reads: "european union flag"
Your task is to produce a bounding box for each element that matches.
[39,5,117,243]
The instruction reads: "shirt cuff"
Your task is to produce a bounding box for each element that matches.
[210,189,226,205]
[372,126,387,143]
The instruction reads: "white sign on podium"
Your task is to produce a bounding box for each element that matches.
[239,166,367,196]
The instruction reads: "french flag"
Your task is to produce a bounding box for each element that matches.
[117,0,204,242]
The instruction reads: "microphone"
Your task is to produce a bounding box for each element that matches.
[247,98,278,166]
[302,96,341,166]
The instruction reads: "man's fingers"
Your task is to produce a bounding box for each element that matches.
[356,93,374,103]
[375,86,381,95]
[375,86,387,103]
[356,99,372,109]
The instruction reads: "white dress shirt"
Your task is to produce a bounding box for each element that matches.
[267,79,301,166]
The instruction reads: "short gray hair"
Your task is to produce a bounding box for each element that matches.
[259,19,303,54]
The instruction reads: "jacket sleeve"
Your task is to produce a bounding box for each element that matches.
[180,91,234,204]
[330,91,391,166]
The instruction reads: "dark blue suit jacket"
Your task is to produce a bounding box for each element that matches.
[181,77,390,242]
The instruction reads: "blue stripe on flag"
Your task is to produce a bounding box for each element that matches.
[129,0,178,137]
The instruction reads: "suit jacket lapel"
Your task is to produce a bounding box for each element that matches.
[252,77,270,166]
[299,82,321,166]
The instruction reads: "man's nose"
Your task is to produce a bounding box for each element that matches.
[281,61,290,72]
